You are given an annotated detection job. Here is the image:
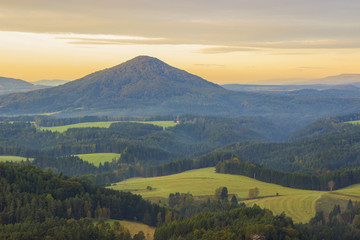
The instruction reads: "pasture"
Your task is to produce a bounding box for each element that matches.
[75,153,121,167]
[38,120,177,133]
[0,155,33,163]
[93,219,155,240]
[118,220,155,240]
[111,167,360,223]
[347,120,360,125]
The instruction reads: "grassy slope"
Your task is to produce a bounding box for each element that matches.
[38,121,177,133]
[75,153,121,167]
[0,156,33,163]
[93,219,155,240]
[110,167,360,223]
[347,120,360,125]
[119,220,155,240]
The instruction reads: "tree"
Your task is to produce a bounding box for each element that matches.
[329,204,341,220]
[347,199,354,210]
[157,212,163,227]
[220,187,228,200]
[328,180,335,191]
[133,231,146,240]
[215,187,228,200]
[230,195,238,208]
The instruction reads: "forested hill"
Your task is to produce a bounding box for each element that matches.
[289,112,360,141]
[222,127,360,173]
[0,163,169,239]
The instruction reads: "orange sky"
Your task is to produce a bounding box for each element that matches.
[1,0,360,84]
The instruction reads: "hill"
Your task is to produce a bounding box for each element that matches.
[2,56,360,129]
[304,74,360,85]
[223,83,360,98]
[222,83,329,92]
[0,162,168,239]
[111,167,360,224]
[0,56,231,116]
[250,74,360,85]
[0,76,47,95]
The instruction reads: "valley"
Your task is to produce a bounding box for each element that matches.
[2,0,360,238]
[1,57,360,239]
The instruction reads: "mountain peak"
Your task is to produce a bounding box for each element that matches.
[107,55,170,74]
[128,55,161,62]
[121,55,166,67]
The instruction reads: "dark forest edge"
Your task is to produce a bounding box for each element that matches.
[216,158,360,191]
[154,201,360,240]
[0,163,169,226]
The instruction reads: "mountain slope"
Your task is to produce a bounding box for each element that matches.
[0,56,232,115]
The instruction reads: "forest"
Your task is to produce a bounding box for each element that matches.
[2,114,360,239]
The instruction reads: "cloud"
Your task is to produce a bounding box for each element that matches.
[1,0,360,48]
[198,47,259,54]
[193,64,226,68]
[297,66,327,69]
[268,52,314,55]
[60,35,167,45]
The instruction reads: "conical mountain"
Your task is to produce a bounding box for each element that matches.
[0,56,230,115]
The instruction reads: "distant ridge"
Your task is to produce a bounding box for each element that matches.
[248,74,360,86]
[0,76,48,95]
[302,74,360,85]
[32,80,69,86]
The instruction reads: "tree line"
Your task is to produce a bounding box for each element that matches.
[216,158,360,191]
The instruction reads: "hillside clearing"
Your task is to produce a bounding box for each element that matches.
[110,167,360,223]
[37,120,177,133]
[75,153,121,167]
[0,156,33,163]
[92,219,155,240]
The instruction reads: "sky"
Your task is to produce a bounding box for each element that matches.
[1,0,360,84]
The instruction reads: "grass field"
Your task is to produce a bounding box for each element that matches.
[0,156,33,163]
[110,167,360,223]
[93,219,155,240]
[38,120,178,133]
[75,153,121,167]
[118,220,155,240]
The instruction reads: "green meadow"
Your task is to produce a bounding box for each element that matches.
[111,167,360,223]
[118,220,155,240]
[92,219,155,240]
[38,120,178,133]
[0,156,33,163]
[75,153,121,167]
